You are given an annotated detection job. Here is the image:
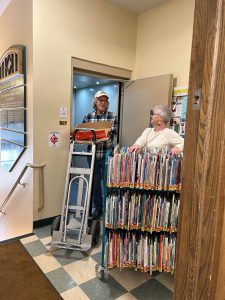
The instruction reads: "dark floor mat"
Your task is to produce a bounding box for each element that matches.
[0,240,62,300]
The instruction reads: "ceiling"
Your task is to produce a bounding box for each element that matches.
[73,74,119,89]
[0,0,168,16]
[1,0,168,87]
[105,0,168,15]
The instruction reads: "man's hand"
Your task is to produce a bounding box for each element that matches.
[171,146,181,156]
[128,144,141,153]
[107,129,111,136]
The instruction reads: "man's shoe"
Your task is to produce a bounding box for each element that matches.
[93,209,103,220]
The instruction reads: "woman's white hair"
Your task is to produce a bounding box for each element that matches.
[153,105,172,124]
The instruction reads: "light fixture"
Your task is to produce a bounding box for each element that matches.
[89,88,94,91]
[73,85,77,89]
[96,81,100,85]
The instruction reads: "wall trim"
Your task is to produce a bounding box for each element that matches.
[72,57,132,80]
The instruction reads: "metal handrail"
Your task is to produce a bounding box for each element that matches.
[0,163,46,215]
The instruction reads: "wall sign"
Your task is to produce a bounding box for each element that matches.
[59,106,68,119]
[49,131,60,147]
[0,45,26,172]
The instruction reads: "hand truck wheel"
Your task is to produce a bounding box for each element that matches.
[51,215,69,236]
[51,216,61,236]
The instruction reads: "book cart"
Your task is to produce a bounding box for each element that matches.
[96,147,182,280]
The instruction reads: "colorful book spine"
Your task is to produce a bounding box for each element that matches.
[104,146,181,274]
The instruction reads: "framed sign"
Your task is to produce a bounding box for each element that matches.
[0,45,26,172]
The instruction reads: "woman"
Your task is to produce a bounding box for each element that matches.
[129,105,184,155]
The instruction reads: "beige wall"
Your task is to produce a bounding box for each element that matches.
[0,0,195,231]
[134,0,195,86]
[33,0,137,220]
[0,0,33,240]
[33,0,195,221]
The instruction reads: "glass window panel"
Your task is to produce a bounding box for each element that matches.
[0,129,25,145]
[0,140,24,172]
[0,109,25,131]
[0,86,25,109]
[0,110,7,127]
[8,110,25,131]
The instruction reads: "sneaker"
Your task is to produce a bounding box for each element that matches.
[93,209,103,220]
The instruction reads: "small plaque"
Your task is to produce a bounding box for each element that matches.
[59,106,68,119]
[0,86,25,109]
[59,120,67,125]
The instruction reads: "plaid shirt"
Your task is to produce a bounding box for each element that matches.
[83,111,118,160]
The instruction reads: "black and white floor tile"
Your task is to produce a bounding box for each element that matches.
[20,225,173,300]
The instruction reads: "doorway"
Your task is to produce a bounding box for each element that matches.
[71,57,132,142]
[70,60,131,213]
[72,71,121,135]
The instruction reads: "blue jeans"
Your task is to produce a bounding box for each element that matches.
[91,158,105,211]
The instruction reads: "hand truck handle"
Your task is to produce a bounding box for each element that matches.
[73,128,97,143]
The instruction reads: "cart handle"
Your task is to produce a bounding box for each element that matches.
[73,128,97,143]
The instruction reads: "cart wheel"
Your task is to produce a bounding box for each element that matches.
[90,219,100,246]
[95,264,108,281]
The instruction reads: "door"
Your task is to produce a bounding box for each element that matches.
[174,0,225,299]
[119,74,173,147]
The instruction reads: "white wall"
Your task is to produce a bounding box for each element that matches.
[33,0,137,220]
[0,0,33,240]
[134,0,195,86]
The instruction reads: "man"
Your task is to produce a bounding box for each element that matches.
[83,91,118,219]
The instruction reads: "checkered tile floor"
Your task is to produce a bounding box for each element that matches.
[20,225,174,300]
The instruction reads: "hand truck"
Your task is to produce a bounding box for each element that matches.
[50,128,100,251]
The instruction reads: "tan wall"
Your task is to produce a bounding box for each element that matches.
[33,0,137,220]
[0,0,195,229]
[0,0,33,240]
[134,0,195,86]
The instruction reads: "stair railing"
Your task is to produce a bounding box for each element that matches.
[0,163,46,215]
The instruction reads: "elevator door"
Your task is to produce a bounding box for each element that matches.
[120,74,173,147]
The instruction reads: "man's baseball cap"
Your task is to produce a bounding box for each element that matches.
[95,91,109,99]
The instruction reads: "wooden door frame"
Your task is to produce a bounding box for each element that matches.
[174,0,225,299]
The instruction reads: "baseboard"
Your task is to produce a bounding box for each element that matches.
[33,216,59,228]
